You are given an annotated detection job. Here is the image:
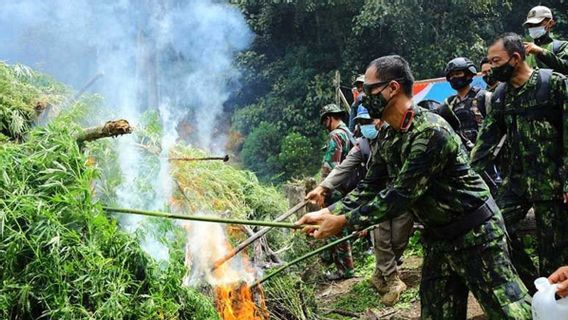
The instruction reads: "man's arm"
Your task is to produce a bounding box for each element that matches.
[331,128,455,230]
[320,143,364,190]
[538,41,568,75]
[470,101,504,173]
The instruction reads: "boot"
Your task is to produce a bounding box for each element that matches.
[381,273,407,306]
[369,271,388,295]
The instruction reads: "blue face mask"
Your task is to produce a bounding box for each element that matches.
[360,124,378,139]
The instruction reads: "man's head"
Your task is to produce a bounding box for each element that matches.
[363,55,414,119]
[487,33,526,83]
[523,6,555,40]
[354,105,381,139]
[320,103,345,132]
[353,74,365,92]
[480,57,497,88]
[444,57,477,91]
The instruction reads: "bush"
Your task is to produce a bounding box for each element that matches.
[0,121,218,319]
[240,122,283,182]
[277,132,320,181]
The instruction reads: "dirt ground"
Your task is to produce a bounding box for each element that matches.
[316,256,487,319]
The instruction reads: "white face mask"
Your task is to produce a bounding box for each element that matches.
[529,26,547,39]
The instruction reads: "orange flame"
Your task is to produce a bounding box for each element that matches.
[214,282,265,320]
[181,220,267,320]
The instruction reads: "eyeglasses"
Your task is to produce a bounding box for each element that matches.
[363,78,404,96]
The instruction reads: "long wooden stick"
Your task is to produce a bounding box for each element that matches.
[103,207,316,229]
[211,201,307,271]
[169,155,229,162]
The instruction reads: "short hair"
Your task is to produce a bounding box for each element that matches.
[479,57,490,68]
[367,55,414,96]
[492,32,526,61]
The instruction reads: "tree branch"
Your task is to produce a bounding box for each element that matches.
[76,119,133,143]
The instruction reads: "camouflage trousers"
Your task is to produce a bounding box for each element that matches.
[373,212,414,276]
[420,235,531,319]
[330,237,354,277]
[497,190,568,293]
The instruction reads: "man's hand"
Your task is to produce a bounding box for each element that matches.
[305,186,328,207]
[296,208,347,239]
[548,266,568,297]
[563,192,568,205]
[524,42,544,56]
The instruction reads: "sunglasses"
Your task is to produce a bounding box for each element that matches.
[362,78,405,96]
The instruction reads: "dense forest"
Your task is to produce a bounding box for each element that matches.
[227,0,568,183]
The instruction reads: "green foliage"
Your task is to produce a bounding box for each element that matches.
[277,132,320,180]
[331,280,381,314]
[171,144,288,222]
[230,0,568,181]
[264,272,319,320]
[240,122,283,182]
[0,62,67,140]
[403,231,424,258]
[0,120,218,319]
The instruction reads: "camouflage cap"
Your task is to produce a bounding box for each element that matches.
[320,103,345,122]
[524,6,552,26]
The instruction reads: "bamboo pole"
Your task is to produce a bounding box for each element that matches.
[211,200,307,271]
[103,207,317,229]
[250,225,376,288]
[169,155,229,162]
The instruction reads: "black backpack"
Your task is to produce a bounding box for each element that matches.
[491,68,561,132]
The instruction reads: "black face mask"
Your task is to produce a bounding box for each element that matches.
[491,56,516,82]
[362,85,391,119]
[449,76,472,90]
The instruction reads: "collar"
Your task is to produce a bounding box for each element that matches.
[534,33,553,46]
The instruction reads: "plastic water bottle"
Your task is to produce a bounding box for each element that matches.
[532,277,568,319]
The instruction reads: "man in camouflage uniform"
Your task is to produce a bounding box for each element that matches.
[436,57,487,151]
[298,55,531,319]
[471,33,568,293]
[319,103,355,280]
[523,5,568,75]
[308,106,413,305]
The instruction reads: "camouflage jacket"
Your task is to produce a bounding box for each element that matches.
[471,70,568,200]
[526,35,568,75]
[321,123,353,178]
[329,106,501,250]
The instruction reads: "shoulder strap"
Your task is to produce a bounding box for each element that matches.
[358,138,371,161]
[552,40,562,55]
[336,126,356,147]
[436,102,461,131]
[484,91,493,115]
[491,82,507,107]
[536,68,553,104]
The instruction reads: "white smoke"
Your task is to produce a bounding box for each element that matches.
[0,0,252,262]
[182,219,256,287]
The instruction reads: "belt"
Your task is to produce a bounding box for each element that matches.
[424,197,497,241]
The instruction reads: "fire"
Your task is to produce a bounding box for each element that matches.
[181,220,268,320]
[214,282,265,320]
